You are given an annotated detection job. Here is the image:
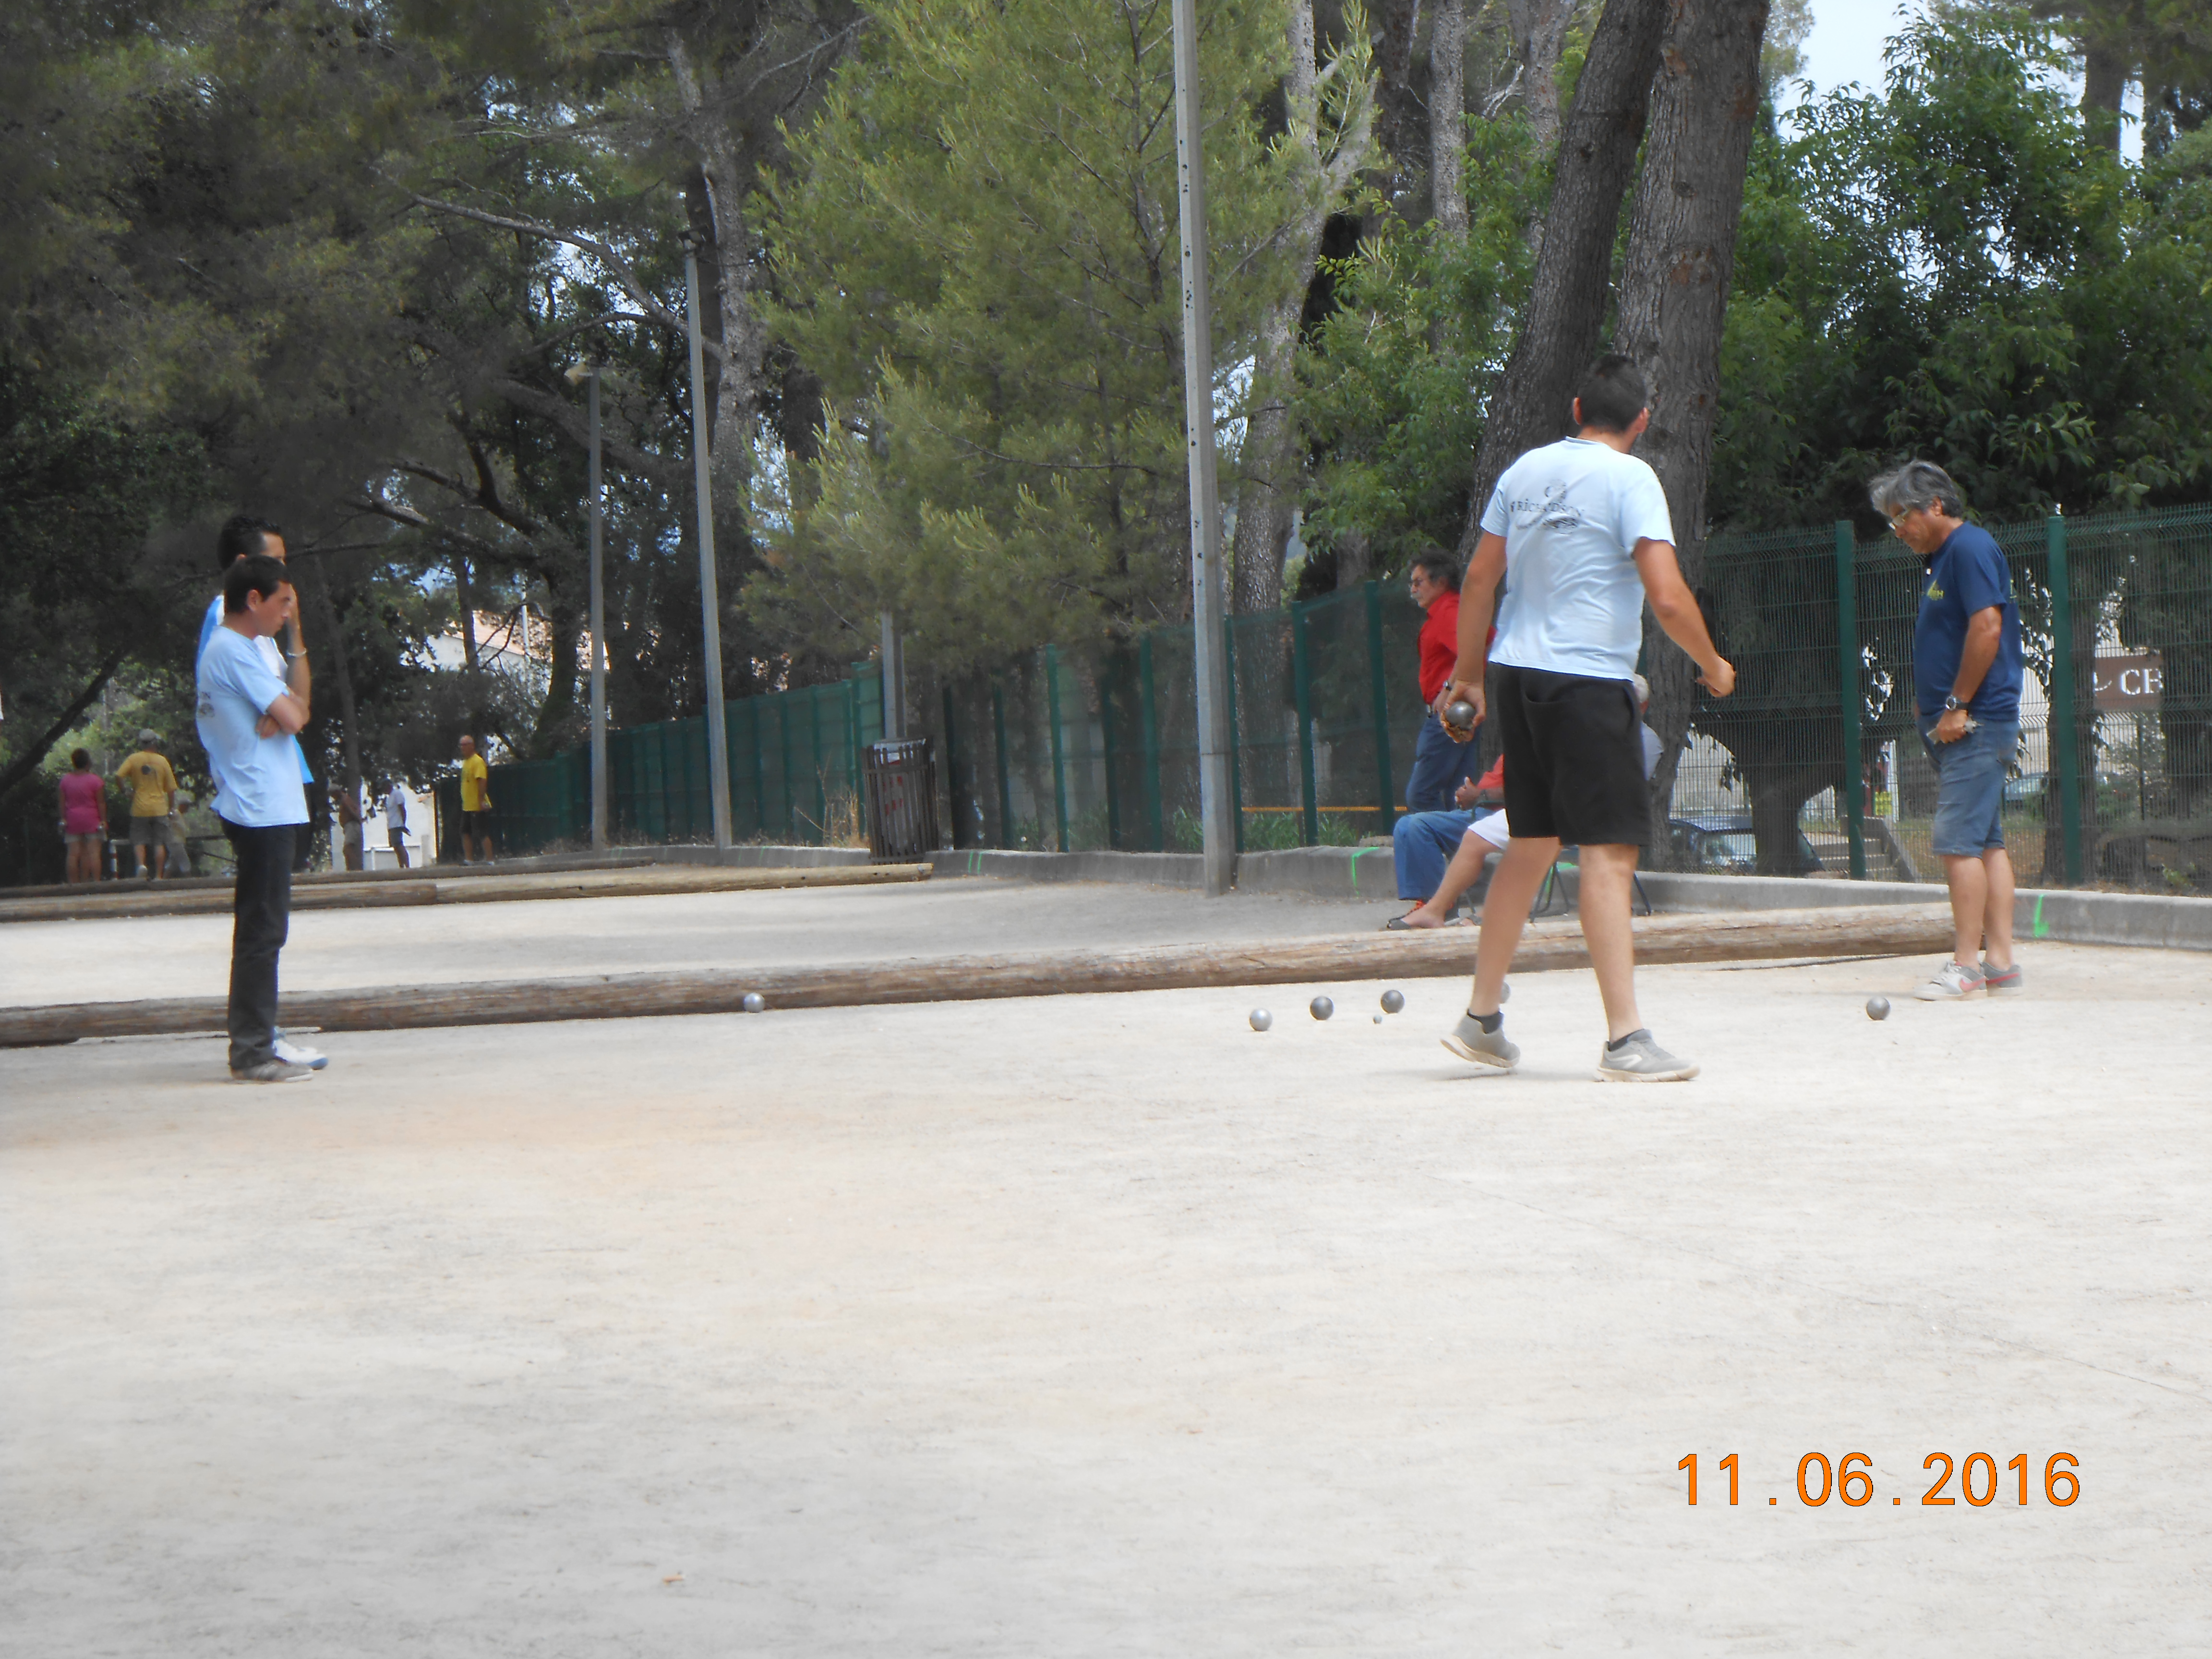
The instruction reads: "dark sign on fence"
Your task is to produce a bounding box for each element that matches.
[2093,652,2163,711]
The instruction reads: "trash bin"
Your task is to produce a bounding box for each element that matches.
[865,737,940,862]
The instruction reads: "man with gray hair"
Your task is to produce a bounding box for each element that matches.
[1870,460,2025,1000]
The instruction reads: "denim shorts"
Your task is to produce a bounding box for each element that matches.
[1918,716,2019,856]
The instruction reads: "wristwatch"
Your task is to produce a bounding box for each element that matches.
[1943,694,1967,712]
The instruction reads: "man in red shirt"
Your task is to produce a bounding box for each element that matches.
[1407,552,1479,810]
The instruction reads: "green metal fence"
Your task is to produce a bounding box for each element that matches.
[436,504,2212,895]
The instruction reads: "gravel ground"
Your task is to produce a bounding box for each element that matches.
[4,941,2207,1655]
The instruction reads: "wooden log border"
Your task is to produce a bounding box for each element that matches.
[0,905,1952,1046]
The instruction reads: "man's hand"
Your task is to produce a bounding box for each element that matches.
[1931,707,1971,744]
[1697,657,1737,698]
[1453,778,1481,808]
[1433,678,1486,732]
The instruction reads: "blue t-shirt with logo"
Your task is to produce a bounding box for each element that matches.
[1913,523,2023,721]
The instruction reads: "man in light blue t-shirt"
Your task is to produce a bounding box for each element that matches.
[196,551,319,1083]
[200,515,316,808]
[1431,355,1736,1084]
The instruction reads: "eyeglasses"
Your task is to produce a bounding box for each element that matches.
[1887,509,1917,533]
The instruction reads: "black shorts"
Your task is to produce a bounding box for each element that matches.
[1490,663,1649,847]
[461,810,488,834]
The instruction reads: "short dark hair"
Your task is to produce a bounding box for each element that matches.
[1411,551,1460,589]
[1573,355,1648,434]
[223,552,292,614]
[216,514,284,570]
[70,747,92,770]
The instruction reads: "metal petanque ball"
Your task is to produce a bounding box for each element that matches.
[1380,989,1406,1014]
[1310,996,1334,1022]
[1443,699,1478,729]
[1249,1009,1274,1033]
[741,992,767,1013]
[1500,980,1511,1004]
[1866,995,1891,1022]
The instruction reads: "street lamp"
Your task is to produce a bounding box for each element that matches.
[682,239,734,851]
[1170,0,1236,896]
[565,360,611,850]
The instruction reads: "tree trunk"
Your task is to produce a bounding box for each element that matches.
[305,562,365,830]
[1458,0,1671,545]
[1230,0,1373,616]
[1615,0,1771,861]
[0,649,128,805]
[2081,45,2127,152]
[665,29,769,537]
[1370,0,1427,186]
[1509,0,1581,192]
[1431,0,1469,241]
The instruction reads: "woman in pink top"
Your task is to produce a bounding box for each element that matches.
[58,748,108,883]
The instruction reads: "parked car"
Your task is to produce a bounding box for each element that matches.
[2002,770,2046,805]
[1668,813,1826,876]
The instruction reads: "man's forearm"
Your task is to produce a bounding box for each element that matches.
[287,639,312,718]
[1649,592,1722,675]
[1951,615,2000,703]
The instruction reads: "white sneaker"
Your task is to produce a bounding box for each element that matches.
[1913,961,1986,1001]
[273,1034,329,1070]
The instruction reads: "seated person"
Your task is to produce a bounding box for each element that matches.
[1388,674,1664,931]
[1386,754,1508,929]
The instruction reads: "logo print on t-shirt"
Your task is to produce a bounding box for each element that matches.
[1507,483,1587,532]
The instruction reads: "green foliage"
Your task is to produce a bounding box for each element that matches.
[1297,117,1543,575]
[751,0,1310,673]
[1712,9,2212,529]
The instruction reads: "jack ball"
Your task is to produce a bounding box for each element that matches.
[1380,989,1406,1014]
[1865,995,1890,1022]
[1250,1009,1274,1032]
[1310,996,1334,1022]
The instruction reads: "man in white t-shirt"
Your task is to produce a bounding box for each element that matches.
[196,553,319,1083]
[1433,355,1735,1082]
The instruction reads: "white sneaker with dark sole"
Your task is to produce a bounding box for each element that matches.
[1913,961,1986,1001]
[1441,1012,1519,1071]
[1594,1030,1699,1082]
[273,1035,328,1070]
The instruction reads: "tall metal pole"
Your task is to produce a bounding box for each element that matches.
[879,611,904,739]
[587,367,609,850]
[683,245,734,850]
[1169,0,1237,897]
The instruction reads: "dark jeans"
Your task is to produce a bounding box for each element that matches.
[222,819,297,1071]
[1406,711,1478,813]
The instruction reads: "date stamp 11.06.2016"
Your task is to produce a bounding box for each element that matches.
[1677,1452,2080,1509]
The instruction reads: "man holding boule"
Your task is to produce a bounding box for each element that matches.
[1431,356,1735,1082]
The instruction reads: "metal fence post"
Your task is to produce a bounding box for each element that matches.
[1139,635,1164,851]
[1223,617,1243,851]
[778,695,796,840]
[1045,645,1071,851]
[1364,579,1395,831]
[942,684,963,849]
[1834,521,1867,880]
[990,676,1015,848]
[1292,601,1319,844]
[1100,651,1123,849]
[2047,514,2084,884]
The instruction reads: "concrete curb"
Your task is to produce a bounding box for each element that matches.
[928,849,1207,887]
[643,843,874,869]
[912,842,2212,952]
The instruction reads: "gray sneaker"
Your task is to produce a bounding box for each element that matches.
[1982,962,2024,996]
[1441,1012,1519,1071]
[1913,961,1986,1001]
[1594,1030,1699,1082]
[231,1059,316,1083]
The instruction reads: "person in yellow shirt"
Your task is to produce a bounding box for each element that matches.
[116,729,180,879]
[457,733,494,864]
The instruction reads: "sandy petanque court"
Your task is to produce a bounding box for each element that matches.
[3,883,2210,1655]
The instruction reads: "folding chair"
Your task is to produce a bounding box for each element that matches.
[1532,850,1651,918]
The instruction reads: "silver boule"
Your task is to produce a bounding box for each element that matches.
[1380,989,1406,1014]
[1250,1009,1274,1032]
[1866,995,1891,1021]
[1310,996,1334,1021]
[741,992,767,1013]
